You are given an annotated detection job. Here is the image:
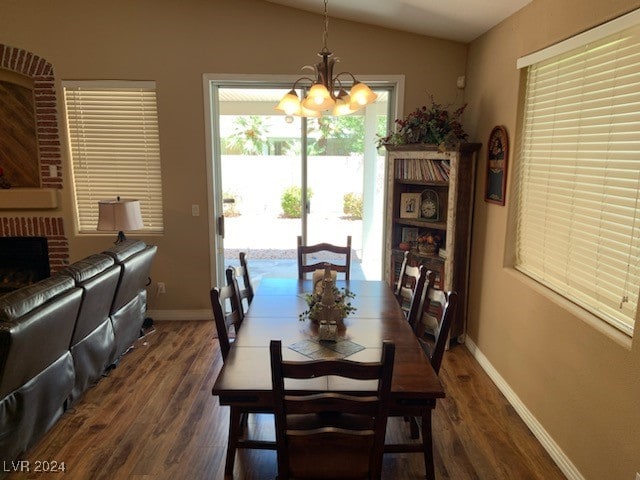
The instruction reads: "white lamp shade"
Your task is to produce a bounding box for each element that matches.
[302,83,336,111]
[332,90,358,116]
[275,90,301,115]
[97,198,144,232]
[349,82,378,107]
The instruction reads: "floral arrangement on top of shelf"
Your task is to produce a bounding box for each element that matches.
[377,95,468,151]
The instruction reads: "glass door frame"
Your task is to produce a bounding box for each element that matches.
[203,74,405,287]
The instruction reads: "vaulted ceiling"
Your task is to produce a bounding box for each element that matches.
[265,0,532,43]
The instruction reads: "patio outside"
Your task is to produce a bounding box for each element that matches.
[215,102,387,288]
[219,154,378,288]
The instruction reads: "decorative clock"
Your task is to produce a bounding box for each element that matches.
[420,189,439,221]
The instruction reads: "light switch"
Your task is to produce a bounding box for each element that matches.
[191,204,200,216]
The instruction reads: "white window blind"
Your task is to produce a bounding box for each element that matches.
[63,81,164,234]
[516,17,640,336]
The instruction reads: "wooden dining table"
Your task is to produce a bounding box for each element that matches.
[212,277,445,479]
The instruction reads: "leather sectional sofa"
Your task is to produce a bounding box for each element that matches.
[0,239,157,466]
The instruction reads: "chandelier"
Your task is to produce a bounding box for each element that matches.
[275,0,377,117]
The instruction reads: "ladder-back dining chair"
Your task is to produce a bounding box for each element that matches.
[394,252,435,330]
[210,271,244,361]
[392,260,433,438]
[297,235,352,280]
[399,279,458,454]
[270,339,395,480]
[414,283,458,375]
[225,252,254,319]
[211,271,271,475]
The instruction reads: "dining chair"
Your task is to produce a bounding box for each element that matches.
[210,271,244,361]
[413,283,458,375]
[394,251,434,328]
[297,235,352,280]
[270,339,395,480]
[225,252,254,319]
[392,260,433,438]
[211,272,266,475]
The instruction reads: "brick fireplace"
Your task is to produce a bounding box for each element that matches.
[0,217,69,273]
[0,44,69,274]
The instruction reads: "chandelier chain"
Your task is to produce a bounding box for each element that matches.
[322,0,329,53]
[275,0,377,116]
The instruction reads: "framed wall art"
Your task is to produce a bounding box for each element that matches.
[399,192,421,218]
[485,125,509,205]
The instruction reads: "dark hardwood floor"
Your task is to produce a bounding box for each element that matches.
[7,321,566,479]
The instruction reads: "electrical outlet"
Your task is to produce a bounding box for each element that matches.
[157,282,166,295]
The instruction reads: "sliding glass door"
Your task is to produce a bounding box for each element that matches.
[205,78,395,289]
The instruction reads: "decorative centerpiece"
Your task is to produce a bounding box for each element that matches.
[299,264,356,328]
[377,95,468,151]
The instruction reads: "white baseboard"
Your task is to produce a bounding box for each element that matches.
[464,337,584,480]
[145,309,212,321]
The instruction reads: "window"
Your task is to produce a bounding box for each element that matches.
[63,81,164,234]
[515,10,640,336]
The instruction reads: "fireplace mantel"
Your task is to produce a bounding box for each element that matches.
[0,188,58,209]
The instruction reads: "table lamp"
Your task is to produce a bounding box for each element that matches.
[97,197,144,244]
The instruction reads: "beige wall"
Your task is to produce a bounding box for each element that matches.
[0,0,467,311]
[465,0,640,479]
[4,0,639,477]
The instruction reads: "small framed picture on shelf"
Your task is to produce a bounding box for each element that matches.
[399,192,421,218]
[401,227,419,243]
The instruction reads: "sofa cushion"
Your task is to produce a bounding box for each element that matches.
[0,276,75,322]
[0,285,81,399]
[68,320,115,405]
[103,239,146,263]
[0,352,74,464]
[59,254,115,284]
[110,291,146,363]
[106,244,156,314]
[59,255,121,345]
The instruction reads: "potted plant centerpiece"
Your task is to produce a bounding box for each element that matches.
[299,264,356,327]
[377,95,468,151]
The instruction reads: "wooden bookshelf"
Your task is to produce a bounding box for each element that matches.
[385,143,481,343]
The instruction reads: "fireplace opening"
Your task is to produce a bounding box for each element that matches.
[0,236,50,294]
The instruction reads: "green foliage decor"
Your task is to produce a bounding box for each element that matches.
[377,95,468,149]
[281,186,313,218]
[343,192,363,219]
[299,286,356,322]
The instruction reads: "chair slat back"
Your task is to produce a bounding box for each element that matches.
[270,339,394,479]
[210,276,243,361]
[394,252,435,331]
[297,235,352,280]
[414,283,458,375]
[238,252,254,305]
[224,254,254,322]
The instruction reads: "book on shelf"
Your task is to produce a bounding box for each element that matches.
[438,248,447,259]
[395,158,450,182]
